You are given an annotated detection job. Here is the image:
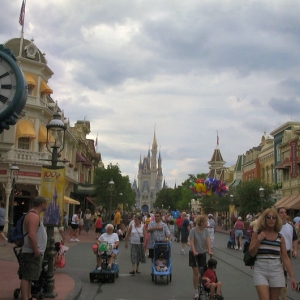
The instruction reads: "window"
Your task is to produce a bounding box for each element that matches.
[18,137,30,149]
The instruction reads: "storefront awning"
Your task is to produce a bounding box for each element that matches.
[275,157,290,169]
[274,194,298,208]
[24,73,36,86]
[40,80,53,94]
[288,195,300,209]
[64,196,80,205]
[76,152,86,162]
[16,120,36,139]
[86,197,96,206]
[229,179,241,187]
[38,126,47,143]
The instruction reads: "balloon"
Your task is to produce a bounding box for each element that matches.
[190,177,228,197]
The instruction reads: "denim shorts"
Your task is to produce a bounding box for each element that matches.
[253,259,285,287]
[234,229,243,238]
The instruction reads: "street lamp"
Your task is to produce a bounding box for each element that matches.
[108,179,114,222]
[259,186,265,212]
[8,164,19,237]
[44,111,66,298]
[229,194,234,229]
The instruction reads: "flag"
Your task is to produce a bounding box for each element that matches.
[217,131,219,145]
[95,134,98,147]
[19,0,26,26]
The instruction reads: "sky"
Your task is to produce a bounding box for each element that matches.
[1,0,300,187]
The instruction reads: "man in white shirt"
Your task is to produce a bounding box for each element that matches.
[278,207,298,300]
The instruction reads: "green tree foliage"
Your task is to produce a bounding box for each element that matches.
[93,163,135,211]
[234,179,273,217]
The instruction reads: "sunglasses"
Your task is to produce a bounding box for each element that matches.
[155,215,161,218]
[266,215,276,220]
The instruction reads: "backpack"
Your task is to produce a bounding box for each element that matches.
[8,211,38,246]
[8,213,28,246]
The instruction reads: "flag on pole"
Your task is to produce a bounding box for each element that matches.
[19,0,26,26]
[217,131,219,146]
[95,134,98,147]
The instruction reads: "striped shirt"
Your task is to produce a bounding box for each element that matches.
[256,233,281,259]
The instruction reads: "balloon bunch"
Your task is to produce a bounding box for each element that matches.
[189,177,228,197]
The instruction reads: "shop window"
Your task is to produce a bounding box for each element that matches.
[18,137,30,150]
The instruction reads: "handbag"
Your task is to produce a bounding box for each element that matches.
[243,240,256,266]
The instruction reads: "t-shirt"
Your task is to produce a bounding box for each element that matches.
[114,211,121,225]
[234,220,244,230]
[181,218,190,235]
[189,227,209,254]
[176,217,183,227]
[280,222,297,251]
[98,232,119,246]
[203,268,216,287]
[130,223,144,244]
[95,217,102,229]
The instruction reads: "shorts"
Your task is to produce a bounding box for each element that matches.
[253,259,285,288]
[0,225,4,232]
[189,251,206,269]
[235,229,243,238]
[181,233,189,243]
[71,224,79,230]
[95,228,102,233]
[21,253,43,281]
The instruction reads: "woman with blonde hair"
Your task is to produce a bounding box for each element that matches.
[189,215,213,299]
[249,207,296,300]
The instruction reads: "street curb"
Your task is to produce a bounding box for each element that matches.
[65,275,82,300]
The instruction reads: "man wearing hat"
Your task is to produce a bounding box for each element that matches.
[21,196,48,300]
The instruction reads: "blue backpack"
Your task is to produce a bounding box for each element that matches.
[8,213,28,246]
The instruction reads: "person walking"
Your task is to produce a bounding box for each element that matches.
[179,212,190,254]
[189,215,213,299]
[277,207,298,299]
[0,201,8,245]
[175,213,183,242]
[234,216,245,250]
[94,213,103,239]
[84,209,91,234]
[207,214,216,248]
[113,207,121,231]
[147,211,170,259]
[21,196,47,300]
[125,214,146,275]
[70,211,79,242]
[249,207,296,300]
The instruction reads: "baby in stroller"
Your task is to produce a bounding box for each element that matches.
[202,258,223,300]
[155,252,168,272]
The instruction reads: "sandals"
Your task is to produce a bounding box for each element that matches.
[136,269,141,274]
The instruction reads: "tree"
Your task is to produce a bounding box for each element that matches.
[93,163,135,212]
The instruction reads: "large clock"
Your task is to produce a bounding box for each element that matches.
[0,44,27,133]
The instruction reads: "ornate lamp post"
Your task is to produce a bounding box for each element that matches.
[259,186,265,212]
[229,194,235,229]
[7,164,19,237]
[44,111,66,298]
[108,179,114,222]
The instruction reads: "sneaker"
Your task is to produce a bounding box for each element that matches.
[107,264,111,270]
[193,292,199,299]
[74,238,80,242]
[178,250,185,255]
[70,238,75,242]
[239,247,242,250]
[97,266,101,271]
[234,245,238,250]
[3,238,8,245]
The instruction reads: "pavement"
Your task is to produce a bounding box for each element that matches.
[0,226,230,300]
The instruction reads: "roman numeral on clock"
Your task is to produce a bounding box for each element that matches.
[0,94,8,104]
[0,72,9,79]
[1,84,12,89]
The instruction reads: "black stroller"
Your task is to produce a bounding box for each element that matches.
[13,246,48,299]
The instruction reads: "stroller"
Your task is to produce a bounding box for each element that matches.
[226,229,235,249]
[13,246,48,299]
[151,242,172,284]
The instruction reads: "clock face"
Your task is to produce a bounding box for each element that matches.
[0,45,27,131]
[0,57,17,114]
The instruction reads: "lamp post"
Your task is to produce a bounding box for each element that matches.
[229,194,234,229]
[44,111,66,298]
[7,165,19,237]
[259,186,265,212]
[108,179,114,222]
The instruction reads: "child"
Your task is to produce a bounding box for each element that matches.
[155,252,168,272]
[94,214,103,239]
[202,258,223,300]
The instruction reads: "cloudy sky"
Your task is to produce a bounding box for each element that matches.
[1,0,300,186]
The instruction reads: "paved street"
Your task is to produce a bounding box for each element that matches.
[1,230,299,300]
[61,231,300,300]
